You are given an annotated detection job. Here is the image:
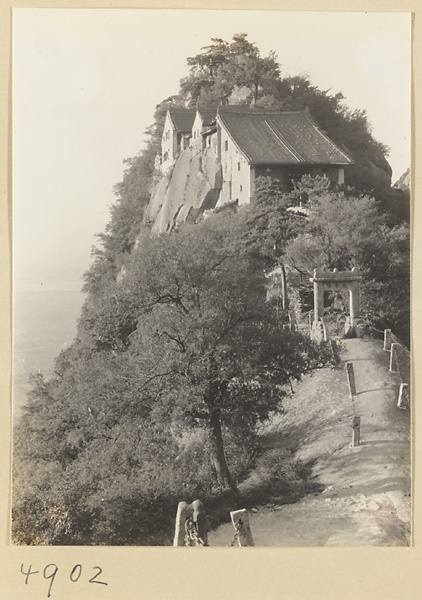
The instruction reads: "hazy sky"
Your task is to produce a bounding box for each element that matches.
[13,9,411,291]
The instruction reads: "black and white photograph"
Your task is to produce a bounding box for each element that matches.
[11,8,411,551]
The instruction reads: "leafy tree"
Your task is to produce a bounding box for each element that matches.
[277,76,393,200]
[283,182,410,343]
[233,177,303,263]
[180,37,233,107]
[96,216,332,492]
[227,33,281,104]
[186,37,230,76]
[181,33,281,107]
[13,214,333,545]
[285,193,384,272]
[359,223,410,345]
[13,344,223,545]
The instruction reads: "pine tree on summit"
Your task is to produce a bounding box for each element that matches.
[181,33,281,108]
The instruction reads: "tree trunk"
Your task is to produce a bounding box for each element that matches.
[253,83,259,104]
[208,410,239,499]
[280,262,289,311]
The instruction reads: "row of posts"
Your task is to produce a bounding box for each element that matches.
[173,501,254,547]
[345,328,410,449]
[345,361,360,448]
[384,329,410,409]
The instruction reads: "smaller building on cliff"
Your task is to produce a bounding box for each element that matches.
[161,107,196,173]
[191,108,218,151]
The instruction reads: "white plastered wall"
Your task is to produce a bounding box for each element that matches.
[219,123,252,206]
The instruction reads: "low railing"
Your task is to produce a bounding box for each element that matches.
[343,327,411,449]
[384,329,411,409]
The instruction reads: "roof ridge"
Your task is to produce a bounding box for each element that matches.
[218,106,308,115]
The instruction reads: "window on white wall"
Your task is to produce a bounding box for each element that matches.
[225,140,228,151]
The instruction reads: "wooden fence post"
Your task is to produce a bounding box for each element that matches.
[397,383,409,409]
[384,329,392,351]
[345,362,356,397]
[350,416,361,448]
[390,343,399,373]
[230,509,254,547]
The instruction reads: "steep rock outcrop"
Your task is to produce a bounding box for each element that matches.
[146,146,222,234]
[393,167,410,190]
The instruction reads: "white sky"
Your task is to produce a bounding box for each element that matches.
[13,9,411,290]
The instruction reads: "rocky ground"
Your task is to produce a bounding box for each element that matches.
[208,337,411,546]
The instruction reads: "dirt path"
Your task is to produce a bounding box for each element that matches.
[208,338,411,546]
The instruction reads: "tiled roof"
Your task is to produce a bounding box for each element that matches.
[198,108,218,126]
[217,107,352,166]
[168,108,196,133]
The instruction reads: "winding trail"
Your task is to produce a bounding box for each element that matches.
[208,338,411,546]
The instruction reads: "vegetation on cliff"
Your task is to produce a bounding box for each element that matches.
[12,34,410,545]
[13,214,334,544]
[91,34,407,286]
[181,34,397,206]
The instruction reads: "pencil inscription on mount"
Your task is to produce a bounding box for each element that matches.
[147,106,353,233]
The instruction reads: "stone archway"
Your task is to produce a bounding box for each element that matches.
[310,268,362,341]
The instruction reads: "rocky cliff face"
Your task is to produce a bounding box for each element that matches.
[145,146,223,234]
[393,167,410,190]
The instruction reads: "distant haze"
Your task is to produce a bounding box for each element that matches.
[13,10,410,290]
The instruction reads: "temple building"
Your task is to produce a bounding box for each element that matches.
[160,105,352,205]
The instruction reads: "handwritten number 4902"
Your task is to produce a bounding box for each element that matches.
[21,563,108,598]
